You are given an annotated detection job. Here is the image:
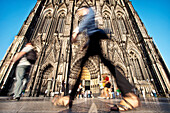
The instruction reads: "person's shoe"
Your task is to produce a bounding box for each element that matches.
[53,96,70,107]
[15,97,20,101]
[7,96,20,101]
[97,96,105,99]
[110,93,141,111]
[106,97,110,99]
[8,93,14,97]
[51,95,59,103]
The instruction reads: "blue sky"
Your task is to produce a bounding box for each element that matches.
[0,0,169,70]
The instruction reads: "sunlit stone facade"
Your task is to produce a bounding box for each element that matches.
[0,0,169,97]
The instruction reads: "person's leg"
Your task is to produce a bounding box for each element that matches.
[105,87,110,98]
[98,49,140,111]
[101,88,104,97]
[108,88,112,98]
[53,43,94,107]
[54,52,90,107]
[99,54,134,96]
[103,87,107,98]
[69,53,90,100]
[14,66,25,98]
[92,30,134,95]
[112,92,115,99]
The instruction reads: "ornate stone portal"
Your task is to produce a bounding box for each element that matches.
[0,0,169,97]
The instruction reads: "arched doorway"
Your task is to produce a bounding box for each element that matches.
[81,67,91,91]
[39,65,53,96]
[70,58,100,94]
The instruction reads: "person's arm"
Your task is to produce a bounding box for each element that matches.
[105,81,110,84]
[78,8,94,33]
[12,51,26,63]
[102,80,106,83]
[72,32,78,43]
[72,8,95,43]
[11,45,33,63]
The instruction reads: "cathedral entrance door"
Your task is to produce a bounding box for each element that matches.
[85,80,90,90]
[81,67,91,91]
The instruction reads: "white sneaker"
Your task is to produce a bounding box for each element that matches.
[98,96,105,99]
[106,97,110,99]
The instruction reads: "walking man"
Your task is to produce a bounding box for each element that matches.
[10,42,35,100]
[54,6,140,111]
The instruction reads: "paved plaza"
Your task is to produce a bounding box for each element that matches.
[0,97,169,113]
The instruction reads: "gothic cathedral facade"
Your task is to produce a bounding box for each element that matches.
[0,0,169,97]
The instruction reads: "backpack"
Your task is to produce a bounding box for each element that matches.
[26,49,37,64]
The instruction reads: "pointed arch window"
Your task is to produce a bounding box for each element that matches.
[117,17,128,34]
[40,65,53,95]
[103,16,113,34]
[135,58,145,80]
[39,14,51,33]
[130,53,145,80]
[55,15,65,33]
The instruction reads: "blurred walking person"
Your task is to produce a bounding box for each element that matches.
[9,42,36,101]
[102,74,111,99]
[61,80,66,96]
[54,6,140,111]
[111,85,115,99]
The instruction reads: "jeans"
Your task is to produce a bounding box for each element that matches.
[112,92,115,98]
[14,65,31,98]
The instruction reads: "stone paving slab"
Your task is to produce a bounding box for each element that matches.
[0,97,169,113]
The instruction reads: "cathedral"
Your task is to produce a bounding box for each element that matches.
[0,0,169,97]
